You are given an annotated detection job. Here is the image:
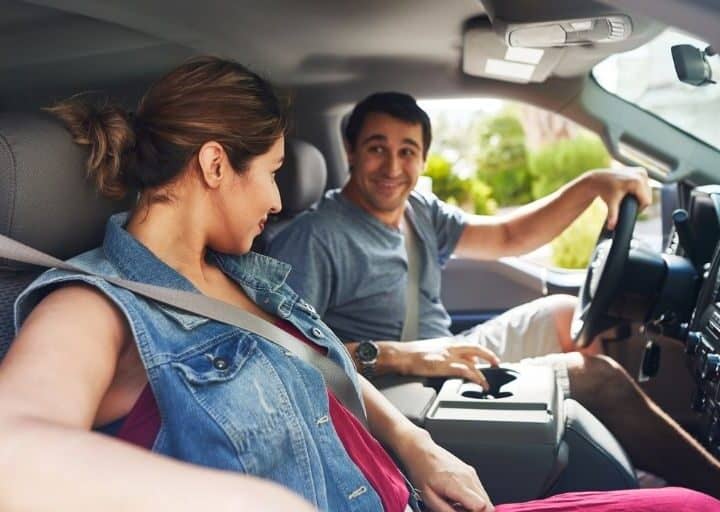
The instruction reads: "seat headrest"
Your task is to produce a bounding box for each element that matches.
[276,138,327,216]
[0,112,133,270]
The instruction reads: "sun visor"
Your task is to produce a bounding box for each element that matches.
[462,19,565,83]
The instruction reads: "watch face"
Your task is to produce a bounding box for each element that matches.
[357,341,379,362]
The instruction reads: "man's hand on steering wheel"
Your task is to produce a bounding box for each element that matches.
[588,167,652,229]
[570,167,651,348]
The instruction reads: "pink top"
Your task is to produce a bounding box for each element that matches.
[113,384,159,449]
[277,320,409,512]
[496,487,720,511]
[110,320,409,512]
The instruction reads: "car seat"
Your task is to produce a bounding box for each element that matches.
[0,111,133,362]
[0,121,322,360]
[253,138,327,253]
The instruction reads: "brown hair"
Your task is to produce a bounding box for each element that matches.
[47,57,288,199]
[345,92,432,159]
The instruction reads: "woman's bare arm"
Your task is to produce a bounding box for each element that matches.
[0,284,314,512]
[361,377,493,512]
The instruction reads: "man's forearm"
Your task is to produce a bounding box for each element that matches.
[457,171,598,259]
[502,172,598,254]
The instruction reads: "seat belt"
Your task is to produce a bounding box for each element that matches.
[0,234,367,426]
[400,209,420,342]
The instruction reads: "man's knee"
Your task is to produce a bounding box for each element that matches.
[534,294,576,350]
[541,294,607,355]
[568,354,637,406]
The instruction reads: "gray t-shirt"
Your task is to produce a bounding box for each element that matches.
[267,189,467,342]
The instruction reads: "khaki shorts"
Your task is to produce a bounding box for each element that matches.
[457,297,572,397]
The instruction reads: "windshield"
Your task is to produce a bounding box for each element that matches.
[593,28,720,150]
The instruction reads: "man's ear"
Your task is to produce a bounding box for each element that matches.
[197,141,226,188]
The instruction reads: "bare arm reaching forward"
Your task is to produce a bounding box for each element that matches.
[0,284,314,512]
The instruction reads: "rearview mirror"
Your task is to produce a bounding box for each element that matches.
[671,44,717,86]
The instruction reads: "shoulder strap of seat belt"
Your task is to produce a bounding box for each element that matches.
[400,208,420,342]
[0,234,367,426]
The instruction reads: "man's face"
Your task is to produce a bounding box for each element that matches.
[345,112,425,216]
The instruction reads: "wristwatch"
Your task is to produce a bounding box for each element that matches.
[356,340,379,379]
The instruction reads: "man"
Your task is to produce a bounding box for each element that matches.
[268,92,720,495]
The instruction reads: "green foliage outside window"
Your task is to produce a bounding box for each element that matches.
[475,114,533,206]
[550,199,606,269]
[528,136,611,199]
[528,136,611,268]
[424,154,497,215]
[424,110,614,269]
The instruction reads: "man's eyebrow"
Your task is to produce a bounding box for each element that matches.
[401,138,421,150]
[360,134,388,146]
[360,134,422,150]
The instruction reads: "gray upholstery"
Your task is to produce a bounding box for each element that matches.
[0,271,38,362]
[0,112,134,270]
[545,399,638,494]
[255,138,327,252]
[276,138,327,215]
[0,112,132,360]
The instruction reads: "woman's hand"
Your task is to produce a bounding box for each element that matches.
[359,376,493,511]
[398,430,494,512]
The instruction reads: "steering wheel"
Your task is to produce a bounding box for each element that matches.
[571,195,639,348]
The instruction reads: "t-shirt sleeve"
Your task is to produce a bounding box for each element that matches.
[425,193,467,266]
[266,220,334,317]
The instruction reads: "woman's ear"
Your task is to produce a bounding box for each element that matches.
[197,141,226,188]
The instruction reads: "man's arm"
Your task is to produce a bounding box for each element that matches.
[454,167,652,260]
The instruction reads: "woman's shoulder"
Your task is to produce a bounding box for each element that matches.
[3,277,134,436]
[14,246,130,334]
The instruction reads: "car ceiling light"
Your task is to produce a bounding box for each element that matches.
[570,20,593,32]
[504,15,632,48]
[505,47,544,65]
[485,59,535,81]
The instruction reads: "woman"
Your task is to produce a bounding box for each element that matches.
[0,57,716,512]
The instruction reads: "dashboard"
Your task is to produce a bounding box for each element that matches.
[674,185,720,457]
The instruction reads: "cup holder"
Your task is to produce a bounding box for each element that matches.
[460,367,519,400]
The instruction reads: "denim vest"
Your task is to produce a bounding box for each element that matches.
[14,213,386,511]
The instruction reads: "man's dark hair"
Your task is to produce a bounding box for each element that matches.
[344,92,432,159]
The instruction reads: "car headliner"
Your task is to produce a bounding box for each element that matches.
[2,0,715,100]
[2,0,719,187]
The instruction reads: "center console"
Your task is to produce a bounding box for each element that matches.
[424,365,565,502]
[379,363,636,503]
